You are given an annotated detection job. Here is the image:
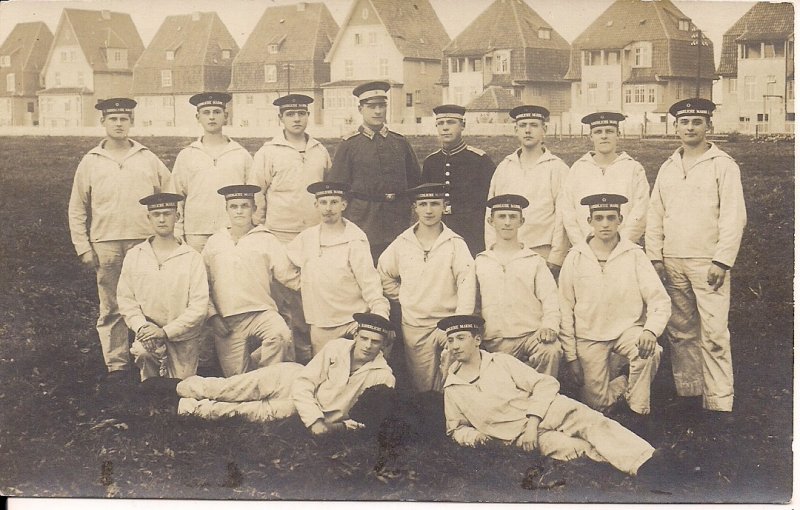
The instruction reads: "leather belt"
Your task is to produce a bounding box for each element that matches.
[350,191,399,202]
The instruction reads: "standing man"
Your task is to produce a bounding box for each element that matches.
[172,92,254,375]
[68,98,173,381]
[203,185,300,377]
[173,92,254,253]
[286,181,390,355]
[326,81,421,263]
[559,112,650,246]
[646,98,747,418]
[486,105,568,273]
[475,194,561,377]
[377,183,476,392]
[251,94,332,363]
[559,194,670,421]
[117,193,208,382]
[422,104,495,256]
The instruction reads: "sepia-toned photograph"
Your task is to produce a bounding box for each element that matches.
[0,0,793,504]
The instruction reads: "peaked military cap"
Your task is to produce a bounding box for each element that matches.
[669,98,716,119]
[433,104,466,120]
[273,94,314,111]
[581,111,626,128]
[353,313,394,337]
[189,92,231,109]
[95,97,136,114]
[437,315,485,335]
[307,181,350,198]
[139,192,184,210]
[510,105,549,122]
[580,193,629,212]
[353,81,390,102]
[487,194,530,212]
[406,183,450,201]
[217,184,261,200]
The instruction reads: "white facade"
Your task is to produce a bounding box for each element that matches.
[39,94,84,128]
[444,56,484,105]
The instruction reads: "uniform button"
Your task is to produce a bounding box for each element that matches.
[445,180,450,184]
[445,193,450,197]
[445,163,450,166]
[445,172,450,176]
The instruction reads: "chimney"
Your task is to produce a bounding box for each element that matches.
[101,10,111,20]
[192,12,201,21]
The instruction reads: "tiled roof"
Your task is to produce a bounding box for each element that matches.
[717,2,794,76]
[322,79,403,87]
[132,12,238,94]
[444,0,570,56]
[564,0,715,81]
[327,0,449,61]
[0,22,53,72]
[465,85,522,111]
[230,3,339,92]
[37,87,92,95]
[59,9,144,73]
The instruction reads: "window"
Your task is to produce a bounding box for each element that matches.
[27,101,34,113]
[648,86,656,103]
[624,85,654,104]
[766,75,776,95]
[163,96,173,107]
[606,51,619,65]
[354,33,362,45]
[676,82,683,99]
[531,86,542,96]
[632,42,652,67]
[379,58,389,77]
[268,44,279,54]
[264,64,277,83]
[744,76,756,101]
[61,51,68,62]
[406,93,413,107]
[729,78,737,93]
[166,50,175,61]
[222,50,231,60]
[420,61,426,75]
[764,43,776,58]
[70,50,76,62]
[587,82,597,105]
[739,116,750,122]
[113,50,123,62]
[470,58,482,72]
[0,55,9,67]
[451,58,464,73]
[246,95,253,105]
[624,88,631,104]
[741,43,761,59]
[344,60,353,78]
[368,32,377,45]
[514,88,522,99]
[678,19,690,31]
[583,50,602,66]
[64,101,70,112]
[757,113,769,122]
[54,71,61,86]
[606,82,614,103]
[538,28,551,40]
[494,50,510,74]
[241,119,249,127]
[787,112,795,121]
[362,7,369,19]
[414,89,422,104]
[6,73,14,93]
[788,79,794,100]
[161,69,172,87]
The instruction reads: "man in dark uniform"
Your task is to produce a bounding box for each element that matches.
[326,80,421,263]
[422,104,495,256]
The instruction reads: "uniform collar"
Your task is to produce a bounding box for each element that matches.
[266,130,321,150]
[90,138,147,159]
[444,350,496,388]
[478,244,539,263]
[441,139,467,156]
[573,236,641,264]
[314,219,368,246]
[359,124,389,139]
[399,222,463,251]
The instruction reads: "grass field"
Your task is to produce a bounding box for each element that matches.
[0,135,793,502]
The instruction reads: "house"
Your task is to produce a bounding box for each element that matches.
[0,22,53,126]
[716,2,794,133]
[564,0,716,134]
[38,8,144,128]
[132,12,239,128]
[439,0,571,119]
[228,2,339,129]
[465,85,522,124]
[322,0,450,126]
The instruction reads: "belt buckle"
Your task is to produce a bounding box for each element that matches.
[384,193,396,202]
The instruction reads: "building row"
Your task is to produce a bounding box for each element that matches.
[0,0,793,134]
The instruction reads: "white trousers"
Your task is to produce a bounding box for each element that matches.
[215,310,294,377]
[401,323,450,392]
[482,332,562,378]
[132,337,199,381]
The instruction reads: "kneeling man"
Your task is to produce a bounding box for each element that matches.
[559,194,670,417]
[441,315,656,476]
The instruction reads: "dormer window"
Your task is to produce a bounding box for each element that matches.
[106,48,128,68]
[538,28,551,40]
[166,50,175,61]
[222,50,231,60]
[631,42,652,68]
[678,19,690,31]
[268,44,279,54]
[0,56,10,67]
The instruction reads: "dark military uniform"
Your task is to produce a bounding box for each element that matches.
[327,124,420,261]
[422,140,495,256]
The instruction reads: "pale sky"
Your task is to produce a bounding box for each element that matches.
[0,0,763,65]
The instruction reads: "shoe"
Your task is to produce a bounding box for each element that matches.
[106,369,133,384]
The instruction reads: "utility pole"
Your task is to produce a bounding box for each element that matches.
[690,28,709,97]
[282,62,295,95]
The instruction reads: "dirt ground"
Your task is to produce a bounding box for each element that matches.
[0,135,792,502]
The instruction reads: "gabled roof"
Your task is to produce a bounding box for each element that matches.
[465,85,522,112]
[326,0,449,62]
[234,3,339,65]
[0,22,53,72]
[444,0,569,57]
[53,9,144,72]
[717,2,794,76]
[564,0,715,81]
[134,12,238,68]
